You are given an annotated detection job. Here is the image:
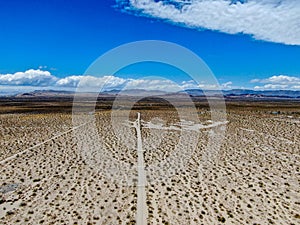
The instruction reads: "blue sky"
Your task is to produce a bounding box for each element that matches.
[0,0,299,92]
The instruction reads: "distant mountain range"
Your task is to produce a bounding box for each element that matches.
[2,89,300,99]
[184,89,300,98]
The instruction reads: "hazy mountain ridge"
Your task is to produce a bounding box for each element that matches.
[2,89,300,99]
[184,89,300,98]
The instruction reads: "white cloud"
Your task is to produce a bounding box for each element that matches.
[5,70,300,93]
[56,75,127,90]
[117,0,300,45]
[180,81,198,89]
[254,84,289,89]
[179,80,234,90]
[198,83,218,89]
[6,69,299,92]
[55,75,84,87]
[266,75,300,84]
[0,69,58,86]
[221,81,233,89]
[251,75,300,84]
[0,69,231,92]
[251,75,300,89]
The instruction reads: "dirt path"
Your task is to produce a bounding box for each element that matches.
[134,112,148,225]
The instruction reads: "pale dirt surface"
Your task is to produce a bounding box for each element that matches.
[143,110,300,225]
[0,113,73,161]
[0,107,300,224]
[0,111,138,225]
[135,112,148,225]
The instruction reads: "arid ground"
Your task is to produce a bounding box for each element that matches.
[0,98,300,224]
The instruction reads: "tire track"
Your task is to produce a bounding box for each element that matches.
[134,112,148,225]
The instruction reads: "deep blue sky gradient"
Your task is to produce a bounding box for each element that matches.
[0,0,299,87]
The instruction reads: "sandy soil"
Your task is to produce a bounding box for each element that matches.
[0,105,299,224]
[0,113,73,161]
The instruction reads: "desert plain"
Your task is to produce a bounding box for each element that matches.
[0,98,300,225]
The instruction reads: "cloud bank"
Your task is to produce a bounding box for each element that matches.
[1,69,299,93]
[0,69,58,86]
[251,75,300,89]
[116,0,300,45]
[0,69,232,92]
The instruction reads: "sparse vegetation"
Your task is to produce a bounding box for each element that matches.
[0,100,299,223]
